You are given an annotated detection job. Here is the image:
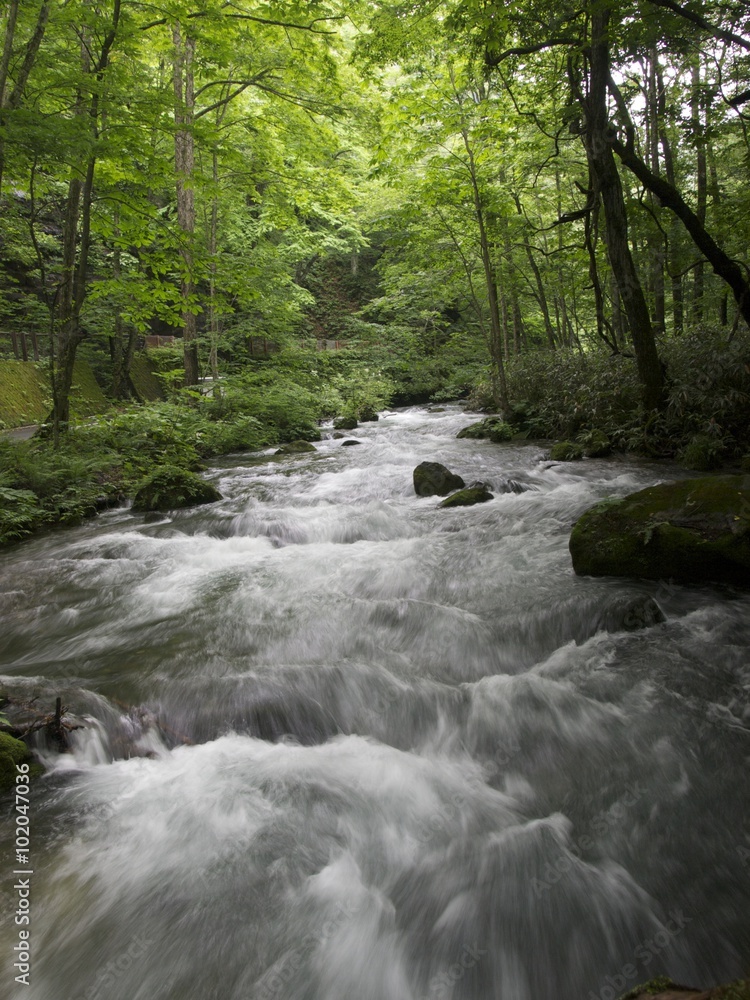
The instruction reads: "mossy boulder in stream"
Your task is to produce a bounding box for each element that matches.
[550,440,584,461]
[333,416,358,430]
[275,440,316,455]
[570,475,750,585]
[457,417,513,441]
[132,466,223,512]
[439,486,494,507]
[0,732,34,794]
[413,462,465,497]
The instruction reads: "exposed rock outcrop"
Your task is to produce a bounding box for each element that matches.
[570,475,750,585]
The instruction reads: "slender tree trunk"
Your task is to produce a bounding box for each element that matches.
[208,150,220,387]
[656,63,684,336]
[0,1,50,196]
[173,23,199,387]
[646,49,666,335]
[583,7,664,410]
[460,127,509,409]
[690,59,707,322]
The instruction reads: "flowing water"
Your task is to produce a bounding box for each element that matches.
[1,405,749,1000]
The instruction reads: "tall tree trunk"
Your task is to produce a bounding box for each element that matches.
[173,23,199,387]
[0,1,50,196]
[460,127,509,409]
[646,49,666,335]
[656,62,683,336]
[208,150,220,387]
[583,7,664,410]
[690,59,707,322]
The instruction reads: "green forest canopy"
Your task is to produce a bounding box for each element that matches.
[0,0,749,431]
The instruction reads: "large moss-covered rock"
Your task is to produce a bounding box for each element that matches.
[275,440,316,455]
[439,486,494,508]
[581,429,612,457]
[550,440,584,461]
[132,465,223,512]
[457,417,513,441]
[413,462,465,497]
[0,732,34,794]
[570,475,750,585]
[333,416,358,430]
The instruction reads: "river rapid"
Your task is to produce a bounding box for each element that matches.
[1,405,749,1000]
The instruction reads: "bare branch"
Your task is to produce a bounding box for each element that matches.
[644,0,750,51]
[485,37,578,67]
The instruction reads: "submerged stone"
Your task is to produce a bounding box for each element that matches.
[570,475,750,585]
[439,486,494,508]
[413,462,465,497]
[341,439,361,446]
[131,466,223,512]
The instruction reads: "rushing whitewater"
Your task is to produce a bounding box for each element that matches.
[1,406,748,1000]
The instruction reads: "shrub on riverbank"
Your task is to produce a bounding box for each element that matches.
[468,328,750,462]
[0,349,399,547]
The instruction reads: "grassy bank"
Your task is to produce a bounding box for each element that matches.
[0,349,396,547]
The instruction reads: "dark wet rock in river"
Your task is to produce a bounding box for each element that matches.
[439,486,494,508]
[333,416,358,430]
[570,474,750,585]
[413,462,465,497]
[550,440,584,461]
[359,407,379,422]
[275,440,316,455]
[498,478,534,494]
[341,439,361,447]
[131,466,222,512]
[597,594,667,632]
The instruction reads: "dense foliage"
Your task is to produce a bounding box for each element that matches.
[1,0,750,546]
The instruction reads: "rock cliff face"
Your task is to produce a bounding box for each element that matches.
[570,475,750,586]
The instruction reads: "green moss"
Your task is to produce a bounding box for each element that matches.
[68,360,109,419]
[617,978,686,1000]
[439,486,493,507]
[570,475,750,585]
[550,440,584,461]
[0,732,34,794]
[131,465,223,512]
[457,417,511,441]
[581,428,612,457]
[487,421,513,443]
[129,354,165,402]
[0,360,49,428]
[333,416,358,430]
[275,440,317,455]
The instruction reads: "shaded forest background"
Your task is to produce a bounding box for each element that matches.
[1,0,749,542]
